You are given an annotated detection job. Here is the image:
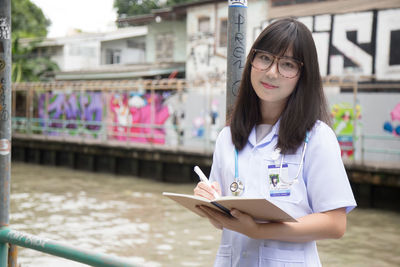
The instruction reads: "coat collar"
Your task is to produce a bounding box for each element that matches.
[248,119,280,148]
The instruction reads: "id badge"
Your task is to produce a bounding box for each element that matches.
[268,164,290,197]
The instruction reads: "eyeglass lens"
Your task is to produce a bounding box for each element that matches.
[252,51,300,78]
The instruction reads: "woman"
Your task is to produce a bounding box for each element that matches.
[194,18,356,266]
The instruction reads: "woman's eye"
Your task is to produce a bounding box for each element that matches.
[281,61,296,69]
[260,55,272,62]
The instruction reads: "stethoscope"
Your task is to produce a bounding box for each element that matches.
[230,132,310,196]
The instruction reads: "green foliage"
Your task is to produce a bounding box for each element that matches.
[12,38,60,82]
[114,0,197,17]
[114,0,161,17]
[11,0,58,82]
[165,0,196,6]
[11,0,50,38]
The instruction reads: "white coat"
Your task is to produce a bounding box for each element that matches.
[209,120,356,267]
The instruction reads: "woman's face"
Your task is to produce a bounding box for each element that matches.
[250,48,300,110]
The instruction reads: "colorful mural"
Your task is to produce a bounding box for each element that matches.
[109,92,170,144]
[38,92,103,136]
[37,91,172,144]
[331,103,362,159]
[383,103,400,137]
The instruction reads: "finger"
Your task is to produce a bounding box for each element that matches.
[200,205,230,221]
[211,181,222,195]
[195,182,215,199]
[194,186,214,200]
[230,209,242,219]
[198,181,214,192]
[194,205,208,217]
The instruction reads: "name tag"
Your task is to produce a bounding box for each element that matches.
[268,164,291,197]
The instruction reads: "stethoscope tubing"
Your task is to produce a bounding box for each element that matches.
[234,132,310,193]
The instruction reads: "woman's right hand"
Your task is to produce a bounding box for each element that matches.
[193,181,221,200]
[194,181,223,229]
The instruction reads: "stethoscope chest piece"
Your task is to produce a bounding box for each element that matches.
[230,180,244,196]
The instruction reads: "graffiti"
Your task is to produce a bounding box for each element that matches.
[33,90,172,144]
[0,18,10,40]
[0,59,5,72]
[192,98,220,142]
[109,92,170,144]
[0,78,9,121]
[331,103,362,159]
[38,92,103,136]
[383,103,400,136]
[255,8,400,80]
[192,115,205,138]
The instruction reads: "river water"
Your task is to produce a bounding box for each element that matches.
[9,163,400,267]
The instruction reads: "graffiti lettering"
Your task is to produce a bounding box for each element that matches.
[39,92,102,136]
[0,59,5,72]
[232,80,241,96]
[233,47,245,69]
[0,78,8,121]
[255,8,400,80]
[0,18,10,40]
[235,14,245,32]
[234,32,244,46]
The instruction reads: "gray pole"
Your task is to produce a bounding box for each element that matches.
[226,0,247,121]
[0,0,11,264]
[0,0,12,226]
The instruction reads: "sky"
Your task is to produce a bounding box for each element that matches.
[31,0,118,38]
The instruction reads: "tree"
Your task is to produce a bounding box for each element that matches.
[12,38,59,82]
[114,0,161,17]
[11,0,59,82]
[114,0,197,18]
[11,0,50,38]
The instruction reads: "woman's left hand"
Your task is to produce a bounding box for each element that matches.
[198,205,260,239]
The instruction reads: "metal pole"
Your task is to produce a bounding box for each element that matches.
[0,0,12,265]
[226,0,247,120]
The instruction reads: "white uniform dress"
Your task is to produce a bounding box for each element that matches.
[209,120,357,267]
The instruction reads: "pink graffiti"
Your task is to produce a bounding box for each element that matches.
[391,103,400,122]
[110,93,170,144]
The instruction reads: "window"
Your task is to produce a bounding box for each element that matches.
[219,19,228,47]
[106,49,121,64]
[198,17,210,33]
[156,33,174,61]
[127,37,145,50]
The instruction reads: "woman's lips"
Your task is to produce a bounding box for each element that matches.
[261,82,278,89]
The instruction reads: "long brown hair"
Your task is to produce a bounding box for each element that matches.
[229,18,330,154]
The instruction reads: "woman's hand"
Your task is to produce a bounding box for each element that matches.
[198,206,260,238]
[193,181,221,200]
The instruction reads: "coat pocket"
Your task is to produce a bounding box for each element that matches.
[259,246,305,267]
[214,244,232,267]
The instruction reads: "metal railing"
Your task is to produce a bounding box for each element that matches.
[0,227,139,267]
[361,134,400,163]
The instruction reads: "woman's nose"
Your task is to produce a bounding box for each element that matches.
[266,61,279,79]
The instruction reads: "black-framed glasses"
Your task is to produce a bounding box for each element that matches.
[251,49,303,79]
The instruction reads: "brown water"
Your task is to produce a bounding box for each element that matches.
[9,163,400,266]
